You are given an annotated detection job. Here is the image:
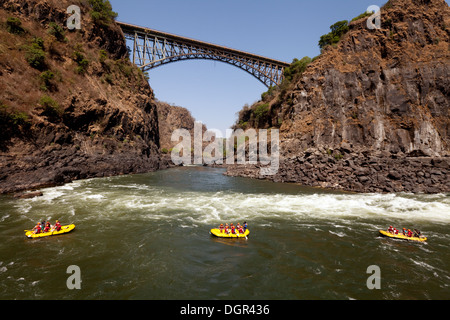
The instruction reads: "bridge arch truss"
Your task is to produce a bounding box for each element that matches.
[118,22,290,88]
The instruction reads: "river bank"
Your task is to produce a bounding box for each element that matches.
[0,140,165,196]
[3,148,449,198]
[225,147,450,194]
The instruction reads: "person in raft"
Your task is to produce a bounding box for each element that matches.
[51,220,62,232]
[32,222,42,234]
[218,222,248,234]
[386,226,401,235]
[230,223,236,234]
[43,222,51,233]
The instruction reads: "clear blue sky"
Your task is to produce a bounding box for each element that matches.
[108,0,444,135]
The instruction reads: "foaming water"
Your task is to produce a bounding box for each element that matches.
[33,174,449,225]
[0,167,449,300]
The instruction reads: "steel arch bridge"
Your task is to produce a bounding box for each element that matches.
[117,22,290,88]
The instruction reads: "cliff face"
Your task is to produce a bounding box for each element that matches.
[156,101,207,152]
[280,0,449,157]
[227,0,450,193]
[0,0,161,194]
[156,101,208,166]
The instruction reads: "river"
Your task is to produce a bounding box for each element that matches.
[0,166,449,300]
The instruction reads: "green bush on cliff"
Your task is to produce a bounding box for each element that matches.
[261,86,276,101]
[39,70,55,91]
[99,49,108,63]
[9,111,29,126]
[253,103,270,126]
[318,20,349,50]
[25,37,46,70]
[351,12,372,22]
[88,0,118,26]
[72,46,89,74]
[319,11,375,51]
[39,95,62,121]
[6,17,25,35]
[47,22,67,42]
[260,57,311,102]
[284,57,312,82]
[76,58,89,74]
[0,103,29,126]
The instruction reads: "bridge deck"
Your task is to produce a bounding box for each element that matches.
[117,21,290,68]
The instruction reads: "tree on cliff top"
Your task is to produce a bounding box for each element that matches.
[88,0,118,26]
[318,20,349,50]
[284,57,312,82]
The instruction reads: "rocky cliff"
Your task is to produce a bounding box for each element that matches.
[156,100,208,166]
[0,0,162,194]
[227,0,450,193]
[156,101,207,152]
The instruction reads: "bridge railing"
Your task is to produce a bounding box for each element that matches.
[117,21,290,87]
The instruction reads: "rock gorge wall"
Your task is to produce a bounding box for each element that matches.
[156,100,208,166]
[157,101,207,152]
[227,0,450,193]
[0,0,162,194]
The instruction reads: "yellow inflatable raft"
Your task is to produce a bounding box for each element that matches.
[211,228,250,238]
[379,230,427,242]
[25,224,76,239]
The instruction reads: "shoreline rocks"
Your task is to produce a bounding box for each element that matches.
[225,148,450,194]
[13,191,43,199]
